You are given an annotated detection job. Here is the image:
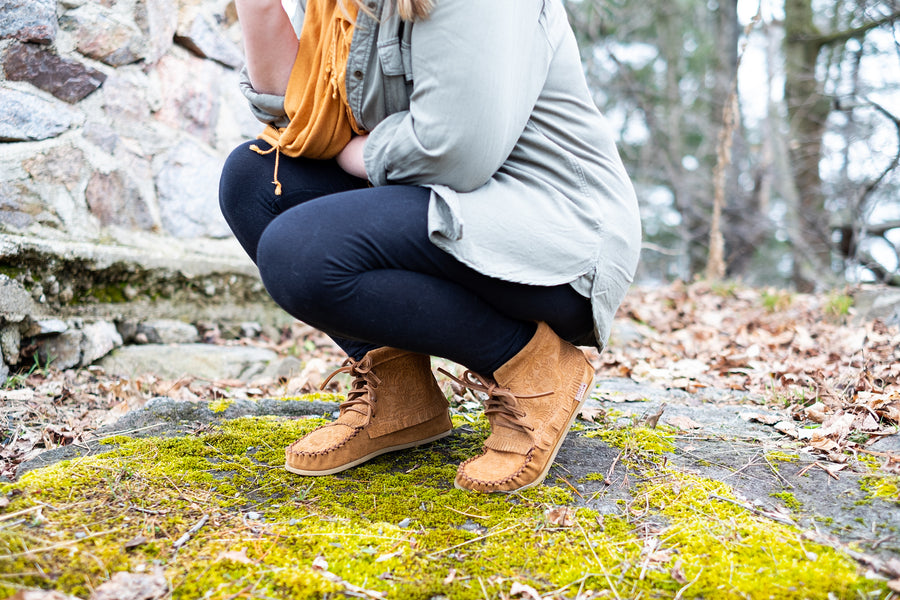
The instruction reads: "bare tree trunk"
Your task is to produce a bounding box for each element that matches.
[783,0,833,291]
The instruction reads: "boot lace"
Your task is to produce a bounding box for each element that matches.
[438,369,550,435]
[321,355,383,420]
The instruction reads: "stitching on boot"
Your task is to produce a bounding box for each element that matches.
[457,449,534,487]
[287,424,363,457]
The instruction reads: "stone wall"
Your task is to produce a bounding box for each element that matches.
[0,0,283,379]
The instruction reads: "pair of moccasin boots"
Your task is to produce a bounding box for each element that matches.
[285,322,595,492]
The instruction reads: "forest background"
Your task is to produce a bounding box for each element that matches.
[567,0,900,290]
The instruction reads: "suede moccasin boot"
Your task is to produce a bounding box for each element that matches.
[451,322,595,493]
[285,347,452,476]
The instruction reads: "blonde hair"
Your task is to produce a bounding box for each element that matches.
[351,0,433,21]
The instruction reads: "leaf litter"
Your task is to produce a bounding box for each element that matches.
[2,282,898,482]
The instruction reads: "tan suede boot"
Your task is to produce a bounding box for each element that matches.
[285,347,452,476]
[450,322,595,493]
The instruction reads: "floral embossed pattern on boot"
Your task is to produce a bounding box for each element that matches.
[449,323,595,492]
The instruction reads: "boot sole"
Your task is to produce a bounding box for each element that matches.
[455,371,596,493]
[285,428,453,476]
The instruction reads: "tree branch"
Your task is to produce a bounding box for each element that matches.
[790,11,900,48]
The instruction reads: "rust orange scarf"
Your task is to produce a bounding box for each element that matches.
[253,0,365,193]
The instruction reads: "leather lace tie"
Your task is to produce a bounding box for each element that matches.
[438,369,551,436]
[322,356,383,421]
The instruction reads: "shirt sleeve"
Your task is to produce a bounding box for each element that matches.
[238,66,291,128]
[363,0,551,193]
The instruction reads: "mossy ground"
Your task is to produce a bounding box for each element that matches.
[0,399,889,600]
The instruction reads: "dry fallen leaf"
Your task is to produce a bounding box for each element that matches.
[578,404,606,423]
[670,558,688,584]
[89,569,168,600]
[544,506,576,527]
[5,591,80,600]
[217,548,254,564]
[667,415,702,430]
[509,582,542,600]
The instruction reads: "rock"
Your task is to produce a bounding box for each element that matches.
[97,343,278,381]
[23,145,87,191]
[2,42,106,103]
[33,318,68,335]
[154,141,231,239]
[869,434,900,454]
[137,319,200,344]
[240,321,262,338]
[610,318,645,345]
[99,71,153,128]
[0,0,58,44]
[853,286,900,327]
[61,4,144,67]
[81,321,123,365]
[256,355,304,383]
[153,52,222,144]
[85,170,156,230]
[89,568,168,600]
[135,0,179,64]
[0,360,8,384]
[0,276,36,320]
[37,329,83,370]
[0,86,82,142]
[4,590,81,600]
[1,325,22,365]
[175,13,244,69]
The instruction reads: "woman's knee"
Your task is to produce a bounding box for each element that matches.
[218,141,266,219]
[256,209,334,319]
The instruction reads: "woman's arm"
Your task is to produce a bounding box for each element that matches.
[236,0,299,96]
[363,0,549,192]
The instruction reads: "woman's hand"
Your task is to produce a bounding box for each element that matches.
[336,135,369,180]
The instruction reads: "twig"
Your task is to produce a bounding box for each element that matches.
[857,448,900,463]
[762,453,794,489]
[444,505,489,520]
[4,529,120,559]
[673,566,704,600]
[172,514,210,551]
[0,505,45,523]
[607,450,622,484]
[86,423,167,442]
[429,523,520,557]
[577,519,621,600]
[317,568,386,599]
[708,494,795,526]
[556,476,585,499]
[474,577,492,600]
[129,505,167,516]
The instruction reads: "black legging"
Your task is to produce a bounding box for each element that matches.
[219,141,593,374]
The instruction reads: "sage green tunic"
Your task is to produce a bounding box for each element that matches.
[240,0,642,349]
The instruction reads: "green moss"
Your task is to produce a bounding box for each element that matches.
[765,451,799,463]
[0,409,884,600]
[583,424,676,457]
[276,392,344,403]
[81,283,129,304]
[208,398,234,413]
[761,288,793,312]
[771,491,803,511]
[824,291,854,318]
[0,267,24,280]
[860,475,900,503]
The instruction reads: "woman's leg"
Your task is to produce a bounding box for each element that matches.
[219,141,373,357]
[255,184,594,374]
[218,140,368,264]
